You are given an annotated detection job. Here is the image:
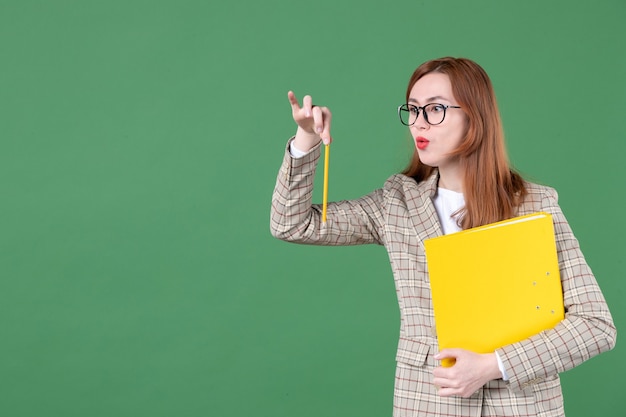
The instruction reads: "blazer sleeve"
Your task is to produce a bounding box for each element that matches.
[497,186,617,393]
[270,139,386,246]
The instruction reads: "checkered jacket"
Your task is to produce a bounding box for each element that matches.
[270,140,616,417]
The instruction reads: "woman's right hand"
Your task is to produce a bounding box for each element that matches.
[288,91,333,151]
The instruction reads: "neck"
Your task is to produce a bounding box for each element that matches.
[438,166,464,193]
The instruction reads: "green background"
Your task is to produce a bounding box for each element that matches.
[1,0,624,416]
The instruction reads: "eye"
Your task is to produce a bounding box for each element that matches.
[429,104,445,113]
[409,105,420,115]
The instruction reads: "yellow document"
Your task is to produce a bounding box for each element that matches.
[424,212,564,367]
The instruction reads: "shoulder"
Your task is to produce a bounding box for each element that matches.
[524,181,558,199]
[382,173,434,200]
[519,181,559,213]
[379,174,411,205]
[384,172,437,192]
[384,173,414,189]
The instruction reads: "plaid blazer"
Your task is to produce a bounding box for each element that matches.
[270,140,616,417]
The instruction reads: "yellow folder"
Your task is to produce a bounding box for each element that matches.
[424,212,564,367]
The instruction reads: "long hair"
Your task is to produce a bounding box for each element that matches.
[402,57,526,229]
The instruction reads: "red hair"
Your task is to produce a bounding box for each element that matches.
[402,57,526,229]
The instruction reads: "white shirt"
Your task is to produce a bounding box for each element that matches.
[433,187,464,235]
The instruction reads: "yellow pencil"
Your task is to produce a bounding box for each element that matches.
[322,144,330,223]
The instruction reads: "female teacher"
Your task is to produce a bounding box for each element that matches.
[270,56,616,417]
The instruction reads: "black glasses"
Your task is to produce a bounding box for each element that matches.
[397,103,462,126]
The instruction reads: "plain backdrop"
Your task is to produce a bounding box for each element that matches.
[1,1,624,416]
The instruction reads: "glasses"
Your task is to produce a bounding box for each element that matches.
[397,103,462,126]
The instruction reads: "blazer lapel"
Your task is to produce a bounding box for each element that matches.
[402,171,443,242]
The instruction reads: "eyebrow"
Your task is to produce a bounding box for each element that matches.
[408,96,450,105]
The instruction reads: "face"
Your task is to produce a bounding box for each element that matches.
[407,72,467,172]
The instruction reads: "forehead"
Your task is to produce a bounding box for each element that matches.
[408,72,454,104]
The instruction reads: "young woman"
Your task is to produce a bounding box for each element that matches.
[270,57,616,417]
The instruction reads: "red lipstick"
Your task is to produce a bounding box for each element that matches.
[416,136,429,150]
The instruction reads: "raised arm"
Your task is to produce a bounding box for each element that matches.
[270,92,385,247]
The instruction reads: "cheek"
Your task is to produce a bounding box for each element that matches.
[460,115,470,136]
[450,119,469,144]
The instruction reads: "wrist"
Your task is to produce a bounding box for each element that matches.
[293,126,321,153]
[483,353,503,381]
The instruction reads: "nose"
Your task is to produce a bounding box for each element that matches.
[412,110,429,130]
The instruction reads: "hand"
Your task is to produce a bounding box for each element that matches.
[433,349,502,398]
[287,91,333,150]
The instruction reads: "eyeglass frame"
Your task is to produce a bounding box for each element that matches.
[397,103,462,126]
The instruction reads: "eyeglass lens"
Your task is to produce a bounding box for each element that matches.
[399,104,447,126]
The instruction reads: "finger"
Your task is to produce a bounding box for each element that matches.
[437,386,453,397]
[320,107,333,145]
[287,91,301,112]
[435,348,464,361]
[438,384,480,399]
[311,106,333,144]
[437,386,466,398]
[433,375,452,389]
[433,366,452,379]
[311,105,324,134]
[433,374,461,397]
[434,373,474,398]
[302,95,313,117]
[435,349,462,368]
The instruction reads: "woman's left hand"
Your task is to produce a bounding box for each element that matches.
[433,349,503,398]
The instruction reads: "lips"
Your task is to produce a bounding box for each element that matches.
[415,136,430,150]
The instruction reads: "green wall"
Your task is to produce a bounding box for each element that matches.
[1,1,624,416]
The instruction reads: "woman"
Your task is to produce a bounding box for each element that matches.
[270,57,616,416]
